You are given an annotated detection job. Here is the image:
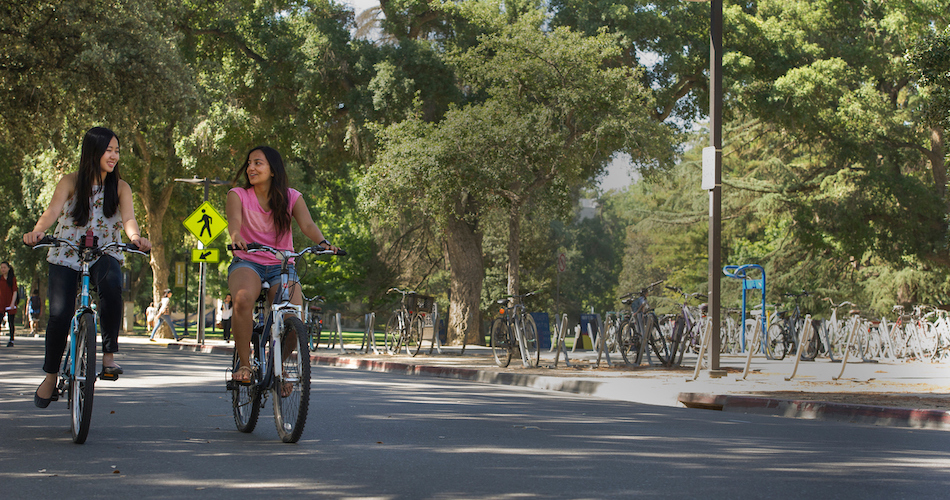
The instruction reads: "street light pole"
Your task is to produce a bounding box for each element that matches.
[708,0,724,374]
[174,177,230,345]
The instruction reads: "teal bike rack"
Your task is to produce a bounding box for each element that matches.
[722,264,766,352]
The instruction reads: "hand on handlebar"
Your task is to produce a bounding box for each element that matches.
[23,231,46,247]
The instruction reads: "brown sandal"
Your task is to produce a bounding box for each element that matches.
[232,365,254,385]
[280,372,294,397]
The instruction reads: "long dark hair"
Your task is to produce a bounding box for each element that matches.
[0,261,14,289]
[71,127,120,226]
[233,146,292,237]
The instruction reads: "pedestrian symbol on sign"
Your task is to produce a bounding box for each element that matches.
[183,202,227,246]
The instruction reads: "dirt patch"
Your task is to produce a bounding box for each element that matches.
[741,391,950,411]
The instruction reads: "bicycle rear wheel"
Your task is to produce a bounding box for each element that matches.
[71,312,97,444]
[409,314,425,357]
[232,333,262,433]
[520,314,540,367]
[274,316,311,443]
[490,318,512,367]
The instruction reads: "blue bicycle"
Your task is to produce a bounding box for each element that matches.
[29,231,147,443]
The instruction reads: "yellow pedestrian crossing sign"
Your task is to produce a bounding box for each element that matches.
[191,248,220,263]
[183,201,227,246]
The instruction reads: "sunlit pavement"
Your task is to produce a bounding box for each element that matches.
[147,335,950,431]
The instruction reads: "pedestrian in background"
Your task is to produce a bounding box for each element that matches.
[150,289,181,341]
[0,262,17,347]
[145,301,157,330]
[217,293,233,342]
[28,287,42,336]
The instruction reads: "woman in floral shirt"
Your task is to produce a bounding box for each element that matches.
[23,127,151,408]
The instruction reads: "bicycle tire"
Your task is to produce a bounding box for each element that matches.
[521,314,540,367]
[384,313,401,354]
[71,312,97,444]
[490,318,512,367]
[308,317,322,352]
[617,319,641,365]
[409,314,425,357]
[800,319,820,360]
[232,339,262,433]
[667,315,686,366]
[646,312,670,365]
[273,316,311,443]
[765,323,787,360]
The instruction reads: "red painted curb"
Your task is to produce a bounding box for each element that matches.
[678,392,950,430]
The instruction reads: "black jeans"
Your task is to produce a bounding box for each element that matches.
[44,257,122,374]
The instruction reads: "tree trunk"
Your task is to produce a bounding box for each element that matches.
[506,203,520,298]
[132,129,176,304]
[443,198,484,346]
[929,126,947,210]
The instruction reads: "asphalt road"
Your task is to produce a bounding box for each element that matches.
[2,338,949,499]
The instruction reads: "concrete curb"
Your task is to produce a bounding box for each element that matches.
[678,392,950,431]
[163,343,948,431]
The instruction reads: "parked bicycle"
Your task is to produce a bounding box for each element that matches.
[303,293,325,351]
[225,243,344,443]
[28,232,148,443]
[384,288,429,356]
[490,291,541,368]
[766,291,820,361]
[663,286,707,367]
[616,280,669,366]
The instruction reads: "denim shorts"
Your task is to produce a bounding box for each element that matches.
[227,258,298,287]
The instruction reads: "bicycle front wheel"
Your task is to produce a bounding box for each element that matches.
[617,320,641,365]
[646,312,670,365]
[520,314,540,367]
[766,323,787,360]
[409,314,425,357]
[308,318,322,352]
[490,318,512,367]
[273,316,311,443]
[384,313,401,354]
[232,339,261,433]
[71,312,97,444]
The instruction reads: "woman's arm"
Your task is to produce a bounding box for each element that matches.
[117,180,151,251]
[226,190,248,250]
[291,196,338,251]
[23,173,76,246]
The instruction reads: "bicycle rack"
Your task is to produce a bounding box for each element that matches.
[426,302,443,355]
[593,314,612,367]
[360,312,379,354]
[552,314,571,367]
[785,314,815,380]
[722,264,766,354]
[690,317,714,381]
[326,312,346,354]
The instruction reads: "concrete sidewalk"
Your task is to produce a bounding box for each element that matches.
[152,336,950,431]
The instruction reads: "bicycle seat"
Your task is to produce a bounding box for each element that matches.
[849,309,861,316]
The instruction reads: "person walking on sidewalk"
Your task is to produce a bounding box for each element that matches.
[217,293,233,342]
[149,289,181,341]
[0,262,17,347]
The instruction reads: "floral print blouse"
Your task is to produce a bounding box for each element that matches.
[47,189,125,271]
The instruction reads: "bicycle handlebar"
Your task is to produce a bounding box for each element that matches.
[227,242,346,257]
[26,235,149,257]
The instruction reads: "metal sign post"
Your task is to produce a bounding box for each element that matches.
[176,178,229,345]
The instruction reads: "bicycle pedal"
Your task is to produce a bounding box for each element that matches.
[99,372,119,381]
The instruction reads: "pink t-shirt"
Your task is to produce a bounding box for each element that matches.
[230,186,301,265]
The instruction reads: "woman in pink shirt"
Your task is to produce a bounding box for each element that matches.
[226,146,338,385]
